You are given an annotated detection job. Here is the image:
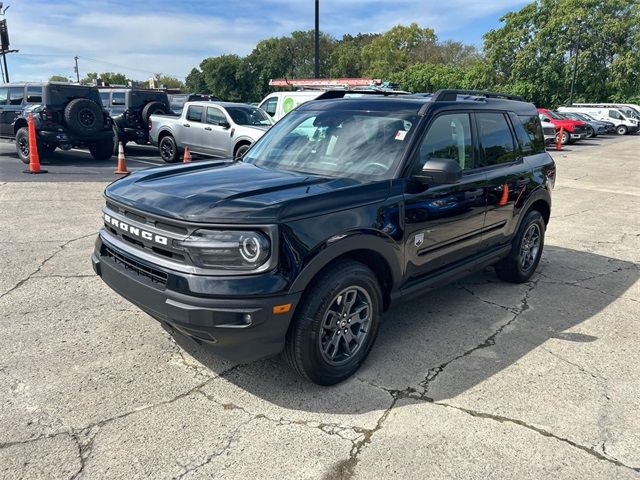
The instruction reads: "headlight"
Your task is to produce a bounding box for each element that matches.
[175,229,270,270]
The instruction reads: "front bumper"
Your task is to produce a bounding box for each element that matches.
[92,233,301,363]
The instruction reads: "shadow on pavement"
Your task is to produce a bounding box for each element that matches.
[171,245,639,412]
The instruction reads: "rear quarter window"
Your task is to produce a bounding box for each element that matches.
[515,114,545,154]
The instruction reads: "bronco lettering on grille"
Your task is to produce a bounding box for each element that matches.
[103,213,168,246]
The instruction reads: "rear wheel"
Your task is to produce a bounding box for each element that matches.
[616,125,628,135]
[64,98,104,136]
[495,210,545,283]
[89,139,114,161]
[284,260,382,385]
[159,135,180,163]
[142,102,169,123]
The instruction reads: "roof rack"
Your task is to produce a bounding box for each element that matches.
[432,89,525,102]
[314,89,411,100]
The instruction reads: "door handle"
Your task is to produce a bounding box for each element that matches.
[183,123,190,127]
[204,127,212,131]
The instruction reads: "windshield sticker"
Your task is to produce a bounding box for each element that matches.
[395,130,407,141]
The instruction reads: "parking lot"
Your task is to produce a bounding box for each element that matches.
[0,135,638,479]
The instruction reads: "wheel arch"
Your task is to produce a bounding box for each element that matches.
[13,118,28,135]
[233,139,252,156]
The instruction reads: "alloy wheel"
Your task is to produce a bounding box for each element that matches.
[519,223,541,271]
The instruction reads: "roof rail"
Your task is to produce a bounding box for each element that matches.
[314,89,410,100]
[432,89,525,102]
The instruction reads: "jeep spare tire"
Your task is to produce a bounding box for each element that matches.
[142,102,169,123]
[64,98,104,136]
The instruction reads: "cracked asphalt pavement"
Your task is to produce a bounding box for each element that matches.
[1,135,639,479]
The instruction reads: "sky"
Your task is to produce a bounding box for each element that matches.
[4,0,529,83]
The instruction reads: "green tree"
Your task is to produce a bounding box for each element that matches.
[397,63,468,92]
[200,55,252,101]
[185,68,209,93]
[483,0,640,106]
[328,33,379,77]
[153,73,184,89]
[49,75,69,82]
[81,71,130,85]
[361,23,438,78]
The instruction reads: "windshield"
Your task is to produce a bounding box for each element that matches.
[226,106,274,126]
[243,110,418,179]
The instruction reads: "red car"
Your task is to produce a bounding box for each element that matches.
[537,108,589,145]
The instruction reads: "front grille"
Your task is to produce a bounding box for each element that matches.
[104,244,168,286]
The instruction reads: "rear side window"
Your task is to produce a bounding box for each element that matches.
[261,97,277,117]
[514,114,545,154]
[418,113,474,170]
[8,87,24,105]
[26,86,43,103]
[112,93,125,106]
[48,86,100,105]
[186,105,203,122]
[99,92,110,105]
[0,86,9,105]
[476,112,517,167]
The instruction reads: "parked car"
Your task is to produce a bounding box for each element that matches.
[541,123,557,144]
[99,88,171,148]
[92,88,555,384]
[567,112,616,134]
[556,112,607,137]
[258,91,323,121]
[168,93,221,115]
[149,101,274,162]
[557,106,638,135]
[0,82,113,163]
[537,108,589,144]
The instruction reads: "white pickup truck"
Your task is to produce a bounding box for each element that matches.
[149,101,274,162]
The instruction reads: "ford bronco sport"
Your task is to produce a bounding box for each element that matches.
[0,82,113,163]
[92,89,555,385]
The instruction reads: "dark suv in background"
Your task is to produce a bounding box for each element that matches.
[0,82,114,163]
[92,89,555,385]
[99,88,171,149]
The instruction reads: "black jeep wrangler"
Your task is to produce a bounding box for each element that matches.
[0,82,114,163]
[92,89,555,385]
[100,88,170,148]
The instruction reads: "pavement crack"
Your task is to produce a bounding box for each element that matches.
[434,402,640,473]
[0,232,97,300]
[458,284,520,313]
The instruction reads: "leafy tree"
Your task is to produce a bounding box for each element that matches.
[397,63,468,92]
[153,73,184,89]
[81,71,130,85]
[49,75,69,82]
[328,33,379,78]
[361,23,438,78]
[483,0,640,106]
[185,68,209,93]
[200,55,252,101]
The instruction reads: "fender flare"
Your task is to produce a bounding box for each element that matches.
[514,186,551,233]
[287,232,402,295]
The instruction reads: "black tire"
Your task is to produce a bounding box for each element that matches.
[15,127,32,164]
[234,143,251,160]
[159,135,180,163]
[495,210,545,283]
[64,98,104,136]
[616,125,628,135]
[141,102,169,123]
[586,126,595,138]
[284,260,382,385]
[89,138,114,161]
[557,130,570,145]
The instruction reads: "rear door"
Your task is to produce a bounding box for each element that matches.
[3,86,25,135]
[181,105,205,150]
[477,111,533,250]
[0,86,10,136]
[403,111,488,279]
[204,106,233,156]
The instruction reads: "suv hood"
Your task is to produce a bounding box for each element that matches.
[105,161,389,223]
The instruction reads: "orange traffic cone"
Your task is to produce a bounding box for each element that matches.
[183,146,192,163]
[114,142,129,175]
[556,127,564,151]
[498,183,509,206]
[23,112,48,174]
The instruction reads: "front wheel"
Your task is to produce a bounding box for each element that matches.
[495,210,545,283]
[616,125,628,135]
[586,126,595,138]
[89,139,114,161]
[234,143,251,160]
[557,130,570,145]
[284,260,382,385]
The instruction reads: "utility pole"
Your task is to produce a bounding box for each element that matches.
[74,56,80,83]
[314,0,320,78]
[568,40,579,106]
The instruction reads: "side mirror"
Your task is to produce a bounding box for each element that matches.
[541,117,551,123]
[415,157,463,185]
[219,121,231,129]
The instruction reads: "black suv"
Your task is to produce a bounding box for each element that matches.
[0,82,114,163]
[92,89,555,385]
[100,88,170,148]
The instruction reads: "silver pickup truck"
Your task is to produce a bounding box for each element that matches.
[149,101,274,162]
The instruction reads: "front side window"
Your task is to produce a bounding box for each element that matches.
[609,110,623,120]
[0,87,8,105]
[186,105,203,122]
[243,110,417,179]
[260,97,278,117]
[111,92,125,106]
[476,112,517,167]
[417,113,473,171]
[226,106,273,126]
[8,87,24,105]
[206,107,227,125]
